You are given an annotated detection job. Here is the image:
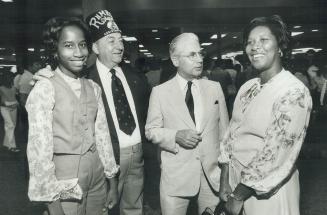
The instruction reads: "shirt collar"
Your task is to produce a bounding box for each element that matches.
[55,67,80,83]
[256,68,287,89]
[96,58,122,76]
[176,73,200,92]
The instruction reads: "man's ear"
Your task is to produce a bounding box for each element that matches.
[170,56,179,67]
[92,43,99,55]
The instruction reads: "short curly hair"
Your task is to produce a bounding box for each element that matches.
[243,15,291,58]
[42,17,91,69]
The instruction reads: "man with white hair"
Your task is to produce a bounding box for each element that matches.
[145,33,229,215]
[86,10,150,215]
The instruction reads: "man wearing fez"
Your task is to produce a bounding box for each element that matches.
[86,10,150,215]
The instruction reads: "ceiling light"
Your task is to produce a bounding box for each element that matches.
[210,34,227,39]
[210,34,217,39]
[40,48,45,52]
[124,60,130,64]
[222,51,244,59]
[152,29,158,32]
[28,48,35,52]
[146,55,154,58]
[138,44,144,48]
[291,32,304,36]
[232,36,237,39]
[123,36,137,42]
[292,47,322,54]
[144,52,151,55]
[139,49,149,52]
[155,37,160,40]
[1,0,14,2]
[293,26,302,29]
[12,53,16,56]
[0,64,16,66]
[312,29,319,32]
[201,43,212,46]
[0,48,5,50]
[212,57,218,60]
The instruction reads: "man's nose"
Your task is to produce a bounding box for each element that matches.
[195,53,203,62]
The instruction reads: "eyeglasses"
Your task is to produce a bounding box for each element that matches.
[179,50,206,61]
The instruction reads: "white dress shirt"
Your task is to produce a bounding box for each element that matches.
[96,59,141,148]
[176,73,203,132]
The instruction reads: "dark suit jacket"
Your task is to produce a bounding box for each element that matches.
[86,63,150,163]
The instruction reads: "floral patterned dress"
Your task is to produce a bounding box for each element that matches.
[218,69,312,215]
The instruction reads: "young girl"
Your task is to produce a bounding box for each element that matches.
[26,17,118,215]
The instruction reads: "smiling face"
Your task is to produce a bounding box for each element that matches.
[57,25,89,78]
[171,35,203,81]
[245,25,281,74]
[92,32,124,69]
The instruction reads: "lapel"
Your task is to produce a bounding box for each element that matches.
[198,79,211,133]
[121,66,139,112]
[88,66,118,134]
[167,77,195,129]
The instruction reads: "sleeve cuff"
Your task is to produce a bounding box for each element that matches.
[218,153,230,164]
[104,165,120,179]
[54,178,83,201]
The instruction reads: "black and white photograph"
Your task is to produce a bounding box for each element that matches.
[0,0,326,215]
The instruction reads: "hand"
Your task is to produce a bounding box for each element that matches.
[218,164,232,202]
[47,200,65,215]
[30,65,54,86]
[225,196,244,215]
[219,180,232,202]
[105,178,119,209]
[175,129,202,149]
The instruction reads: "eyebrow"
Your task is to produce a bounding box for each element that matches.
[62,39,86,44]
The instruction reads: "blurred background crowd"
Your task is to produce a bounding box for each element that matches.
[0,0,327,214]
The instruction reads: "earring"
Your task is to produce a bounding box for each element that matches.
[279,49,283,57]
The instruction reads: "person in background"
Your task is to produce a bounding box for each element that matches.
[26,17,118,215]
[201,56,215,79]
[218,15,312,215]
[292,57,310,88]
[18,56,43,106]
[209,59,231,99]
[317,62,327,123]
[86,10,150,215]
[0,68,19,152]
[159,58,176,84]
[146,33,229,215]
[12,65,21,90]
[145,59,162,88]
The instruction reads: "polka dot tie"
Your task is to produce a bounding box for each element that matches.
[185,81,195,124]
[110,69,136,135]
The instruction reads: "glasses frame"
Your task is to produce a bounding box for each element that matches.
[179,50,206,61]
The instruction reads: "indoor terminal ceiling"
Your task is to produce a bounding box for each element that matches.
[0,0,326,65]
